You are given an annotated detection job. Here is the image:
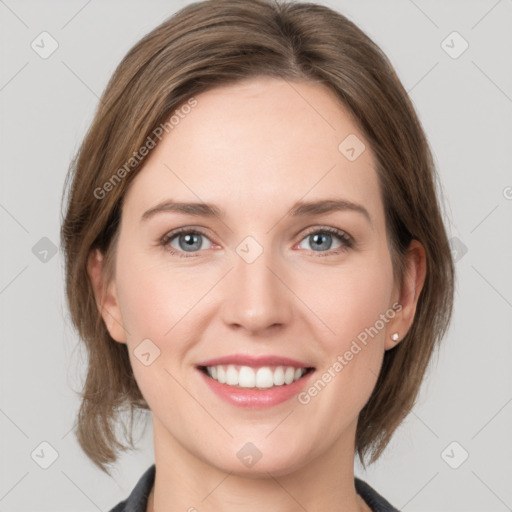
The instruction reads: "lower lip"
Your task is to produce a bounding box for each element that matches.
[197,368,315,409]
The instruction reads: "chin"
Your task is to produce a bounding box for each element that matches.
[199,439,313,478]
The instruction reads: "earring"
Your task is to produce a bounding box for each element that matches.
[391,332,399,342]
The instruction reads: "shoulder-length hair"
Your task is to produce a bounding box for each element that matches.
[60,0,454,474]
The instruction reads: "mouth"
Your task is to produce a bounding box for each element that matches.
[195,354,316,408]
[197,364,315,389]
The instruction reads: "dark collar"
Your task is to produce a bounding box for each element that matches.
[109,465,400,512]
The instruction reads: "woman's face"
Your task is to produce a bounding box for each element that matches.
[94,76,414,476]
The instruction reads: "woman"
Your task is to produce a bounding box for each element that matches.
[60,1,455,511]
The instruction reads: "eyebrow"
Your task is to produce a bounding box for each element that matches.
[141,198,372,225]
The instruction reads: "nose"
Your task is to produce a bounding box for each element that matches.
[219,245,293,335]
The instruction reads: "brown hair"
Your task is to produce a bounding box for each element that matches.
[60,0,454,474]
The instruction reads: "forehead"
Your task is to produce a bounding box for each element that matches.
[122,76,384,228]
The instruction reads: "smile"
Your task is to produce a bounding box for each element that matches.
[200,364,313,389]
[196,354,316,408]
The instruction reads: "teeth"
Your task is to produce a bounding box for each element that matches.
[255,367,273,388]
[239,366,255,388]
[284,367,295,385]
[273,366,285,386]
[204,364,307,389]
[226,365,238,385]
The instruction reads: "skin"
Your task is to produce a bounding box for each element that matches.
[88,76,426,512]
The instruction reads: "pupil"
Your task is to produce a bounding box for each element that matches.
[180,233,201,251]
[311,233,331,251]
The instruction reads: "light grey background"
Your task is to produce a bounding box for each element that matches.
[1,0,511,511]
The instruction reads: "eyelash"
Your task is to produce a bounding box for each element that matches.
[159,226,354,259]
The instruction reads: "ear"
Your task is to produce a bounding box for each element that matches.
[385,239,427,350]
[87,248,127,344]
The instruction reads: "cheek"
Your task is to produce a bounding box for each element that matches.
[117,272,174,341]
[114,247,219,390]
[116,242,205,341]
[295,258,394,430]
[297,250,394,406]
[297,250,395,352]
[114,267,194,414]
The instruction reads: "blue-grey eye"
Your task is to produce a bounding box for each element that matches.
[170,231,211,252]
[297,230,346,252]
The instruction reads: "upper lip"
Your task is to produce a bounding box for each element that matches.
[197,354,313,369]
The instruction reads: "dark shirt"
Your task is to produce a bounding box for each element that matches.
[109,464,400,512]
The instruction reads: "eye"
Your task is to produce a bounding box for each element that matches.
[160,228,213,257]
[160,226,354,258]
[296,227,353,255]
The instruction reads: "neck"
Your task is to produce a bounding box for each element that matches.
[147,418,369,512]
